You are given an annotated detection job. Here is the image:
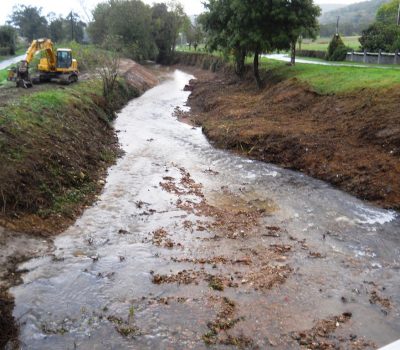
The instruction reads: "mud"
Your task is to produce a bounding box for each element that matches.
[184,69,400,210]
[2,69,400,349]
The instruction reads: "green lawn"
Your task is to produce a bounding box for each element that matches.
[299,36,361,51]
[258,57,400,93]
[0,69,8,82]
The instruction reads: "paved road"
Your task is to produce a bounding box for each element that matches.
[264,53,398,69]
[0,54,25,70]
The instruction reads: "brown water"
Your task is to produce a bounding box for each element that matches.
[10,69,400,349]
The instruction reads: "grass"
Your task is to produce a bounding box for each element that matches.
[0,69,7,83]
[177,49,400,93]
[299,36,361,51]
[257,57,400,93]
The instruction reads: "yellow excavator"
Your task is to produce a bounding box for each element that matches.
[7,38,79,88]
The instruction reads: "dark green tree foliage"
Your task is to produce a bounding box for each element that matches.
[376,0,399,25]
[9,5,48,41]
[200,0,248,78]
[88,0,158,61]
[44,12,87,43]
[65,12,86,43]
[358,0,400,52]
[183,17,204,50]
[274,0,320,65]
[359,23,400,51]
[0,26,17,55]
[326,34,349,61]
[202,0,320,86]
[151,3,184,63]
[47,14,65,43]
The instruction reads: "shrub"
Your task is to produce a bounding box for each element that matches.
[326,34,350,61]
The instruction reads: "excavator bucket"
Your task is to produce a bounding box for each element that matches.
[16,60,33,89]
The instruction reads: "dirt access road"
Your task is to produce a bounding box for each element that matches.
[4,69,400,349]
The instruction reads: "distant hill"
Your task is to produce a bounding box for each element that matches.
[318,3,345,15]
[319,0,390,25]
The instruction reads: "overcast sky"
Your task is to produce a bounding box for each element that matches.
[1,0,361,25]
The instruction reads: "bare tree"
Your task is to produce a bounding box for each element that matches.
[98,52,120,102]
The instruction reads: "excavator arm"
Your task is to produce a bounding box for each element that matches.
[25,38,57,70]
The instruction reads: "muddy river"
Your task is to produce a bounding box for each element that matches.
[9,69,400,349]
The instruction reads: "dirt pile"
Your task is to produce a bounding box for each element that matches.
[0,60,158,235]
[185,72,400,210]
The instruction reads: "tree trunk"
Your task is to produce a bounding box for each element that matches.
[290,41,296,65]
[253,49,262,88]
[235,48,246,78]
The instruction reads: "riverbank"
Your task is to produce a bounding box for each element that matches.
[178,56,400,210]
[0,59,158,236]
[0,59,157,348]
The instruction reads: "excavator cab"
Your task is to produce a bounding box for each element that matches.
[57,49,72,69]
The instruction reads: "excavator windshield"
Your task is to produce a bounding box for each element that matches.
[57,50,72,69]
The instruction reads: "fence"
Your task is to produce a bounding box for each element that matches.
[346,50,400,65]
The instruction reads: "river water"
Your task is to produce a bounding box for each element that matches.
[10,69,400,349]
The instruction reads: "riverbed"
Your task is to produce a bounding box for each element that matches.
[9,69,400,349]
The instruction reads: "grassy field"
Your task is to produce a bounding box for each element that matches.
[299,36,361,51]
[257,57,400,93]
[176,36,361,54]
[0,69,8,83]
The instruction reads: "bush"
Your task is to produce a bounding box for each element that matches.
[359,23,400,52]
[326,34,350,61]
[0,26,16,55]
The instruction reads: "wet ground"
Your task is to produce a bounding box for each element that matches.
[7,69,400,349]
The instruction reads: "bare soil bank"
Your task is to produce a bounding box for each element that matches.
[184,69,400,210]
[0,60,157,236]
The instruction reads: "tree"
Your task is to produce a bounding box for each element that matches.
[47,14,65,43]
[276,0,321,65]
[151,2,187,63]
[376,0,400,25]
[326,34,349,61]
[87,2,109,44]
[201,0,319,87]
[359,23,400,51]
[200,0,248,77]
[88,0,157,61]
[0,26,17,55]
[9,5,48,41]
[65,12,86,43]
[182,15,205,51]
[151,3,176,63]
[182,17,195,50]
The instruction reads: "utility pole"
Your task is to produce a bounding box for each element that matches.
[336,16,340,36]
[69,11,74,41]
